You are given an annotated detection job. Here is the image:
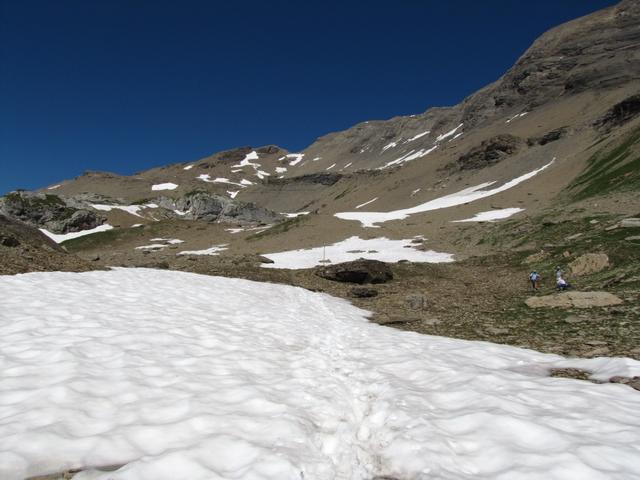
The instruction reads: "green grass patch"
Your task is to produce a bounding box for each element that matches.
[570,127,640,200]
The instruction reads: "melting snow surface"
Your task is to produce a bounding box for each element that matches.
[380,145,438,169]
[355,197,378,209]
[90,204,158,218]
[228,190,239,199]
[341,162,353,170]
[381,142,397,152]
[231,151,261,169]
[436,123,463,142]
[47,184,61,190]
[275,167,287,174]
[337,159,554,227]
[151,183,178,191]
[151,238,184,244]
[262,236,453,269]
[183,165,194,170]
[199,177,246,188]
[453,207,525,223]
[326,163,336,170]
[506,112,529,123]
[281,212,310,218]
[135,243,166,250]
[177,244,228,256]
[406,130,430,142]
[2,269,639,479]
[39,224,114,243]
[286,153,305,166]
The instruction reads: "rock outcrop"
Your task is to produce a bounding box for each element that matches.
[0,214,94,275]
[0,191,104,234]
[173,191,283,224]
[569,253,610,276]
[525,291,623,309]
[448,135,523,171]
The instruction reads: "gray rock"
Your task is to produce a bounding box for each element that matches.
[173,192,283,224]
[405,293,428,310]
[350,287,379,298]
[525,291,623,309]
[0,191,105,234]
[568,253,610,276]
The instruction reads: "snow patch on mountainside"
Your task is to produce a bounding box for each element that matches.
[90,203,158,218]
[262,236,454,269]
[453,207,525,223]
[39,224,114,243]
[177,244,228,256]
[336,159,554,227]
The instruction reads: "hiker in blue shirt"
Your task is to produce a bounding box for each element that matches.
[529,271,541,291]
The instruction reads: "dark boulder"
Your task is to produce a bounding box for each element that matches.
[528,127,567,146]
[350,287,379,298]
[316,259,393,284]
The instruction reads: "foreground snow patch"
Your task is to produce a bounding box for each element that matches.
[453,207,525,223]
[39,224,114,243]
[336,160,554,227]
[1,269,639,480]
[262,236,454,269]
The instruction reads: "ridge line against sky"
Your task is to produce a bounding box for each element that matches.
[0,0,619,194]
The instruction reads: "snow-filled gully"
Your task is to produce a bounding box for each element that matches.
[1,269,640,480]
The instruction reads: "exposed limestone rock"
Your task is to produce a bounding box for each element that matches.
[569,253,610,276]
[174,192,283,224]
[447,135,523,171]
[594,94,640,131]
[525,291,623,309]
[0,191,104,234]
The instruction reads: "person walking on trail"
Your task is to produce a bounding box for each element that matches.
[529,271,541,291]
[557,276,571,291]
[555,265,564,281]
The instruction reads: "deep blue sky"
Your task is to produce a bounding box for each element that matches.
[1,0,618,194]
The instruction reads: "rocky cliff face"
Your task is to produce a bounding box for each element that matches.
[289,0,640,175]
[0,191,105,234]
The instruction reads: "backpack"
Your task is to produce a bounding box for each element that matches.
[529,272,539,281]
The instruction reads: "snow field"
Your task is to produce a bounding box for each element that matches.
[452,207,525,223]
[1,269,639,480]
[262,236,454,269]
